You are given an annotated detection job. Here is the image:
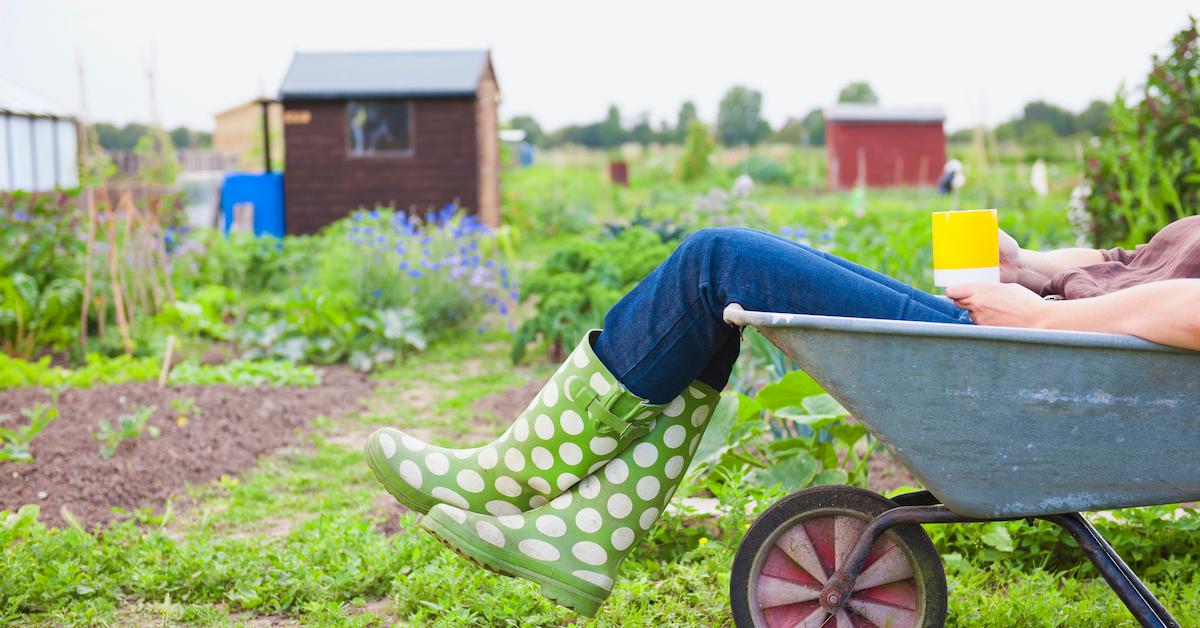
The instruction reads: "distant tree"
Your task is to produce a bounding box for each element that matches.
[169,126,194,149]
[92,122,150,150]
[947,128,975,144]
[596,105,626,148]
[716,86,769,146]
[837,81,879,104]
[1022,100,1076,136]
[801,108,826,146]
[630,115,655,146]
[678,119,714,182]
[509,115,547,146]
[1074,100,1109,137]
[673,101,698,143]
[772,117,807,144]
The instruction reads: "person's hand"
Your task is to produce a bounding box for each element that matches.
[946,282,1048,328]
[998,229,1022,283]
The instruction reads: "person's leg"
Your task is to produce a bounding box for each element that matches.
[595,227,972,403]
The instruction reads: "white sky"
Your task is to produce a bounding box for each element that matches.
[0,1,1193,132]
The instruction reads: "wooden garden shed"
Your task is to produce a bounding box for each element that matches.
[825,105,945,189]
[279,50,500,234]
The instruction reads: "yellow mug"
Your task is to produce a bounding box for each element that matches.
[931,209,999,287]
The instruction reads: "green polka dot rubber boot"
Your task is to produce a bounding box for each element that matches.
[420,381,721,617]
[365,330,665,516]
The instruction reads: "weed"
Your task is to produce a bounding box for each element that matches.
[0,402,58,462]
[94,405,159,459]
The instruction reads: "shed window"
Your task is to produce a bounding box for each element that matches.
[347,100,412,155]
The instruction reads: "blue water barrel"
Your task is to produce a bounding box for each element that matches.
[220,172,285,237]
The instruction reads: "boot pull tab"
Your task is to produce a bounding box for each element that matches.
[566,378,652,447]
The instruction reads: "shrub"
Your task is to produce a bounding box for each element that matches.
[677,119,715,182]
[732,155,793,186]
[1084,18,1200,246]
[511,226,674,362]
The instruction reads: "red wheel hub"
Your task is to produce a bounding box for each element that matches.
[754,514,920,627]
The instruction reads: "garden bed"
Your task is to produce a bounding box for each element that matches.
[0,367,373,528]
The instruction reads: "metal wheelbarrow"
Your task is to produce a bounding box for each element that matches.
[723,305,1200,628]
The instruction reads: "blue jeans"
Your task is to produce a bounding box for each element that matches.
[593,227,973,403]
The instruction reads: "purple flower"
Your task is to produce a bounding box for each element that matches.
[408,269,423,278]
[372,288,382,298]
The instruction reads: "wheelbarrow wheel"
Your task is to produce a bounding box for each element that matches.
[731,485,947,627]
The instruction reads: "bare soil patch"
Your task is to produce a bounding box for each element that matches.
[0,367,373,529]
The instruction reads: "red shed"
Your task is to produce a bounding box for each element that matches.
[825,105,945,189]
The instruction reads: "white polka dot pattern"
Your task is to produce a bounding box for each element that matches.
[572,570,614,590]
[590,372,612,395]
[607,493,632,518]
[504,449,526,472]
[556,472,580,491]
[378,433,396,459]
[457,469,484,493]
[632,442,658,467]
[603,459,628,484]
[486,500,521,516]
[663,425,686,449]
[425,452,450,475]
[431,486,468,509]
[559,442,583,466]
[476,520,505,547]
[576,508,602,533]
[610,527,634,551]
[665,455,685,479]
[572,541,608,566]
[528,476,552,495]
[495,475,521,497]
[399,460,422,489]
[531,447,554,470]
[542,382,559,407]
[534,414,555,440]
[477,447,498,470]
[589,436,617,455]
[513,417,529,442]
[535,515,567,537]
[519,538,560,561]
[636,476,660,500]
[560,410,584,435]
[639,507,660,530]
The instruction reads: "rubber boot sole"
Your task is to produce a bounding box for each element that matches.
[421,513,605,617]
[363,431,434,515]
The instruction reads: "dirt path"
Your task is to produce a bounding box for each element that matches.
[0,367,374,528]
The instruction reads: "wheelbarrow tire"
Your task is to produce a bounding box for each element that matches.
[730,485,947,628]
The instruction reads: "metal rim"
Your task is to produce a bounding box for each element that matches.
[732,486,946,628]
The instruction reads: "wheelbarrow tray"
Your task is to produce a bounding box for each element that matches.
[726,307,1200,518]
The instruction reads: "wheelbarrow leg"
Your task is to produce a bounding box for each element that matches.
[1041,513,1179,628]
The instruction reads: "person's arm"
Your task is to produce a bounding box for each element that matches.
[946,280,1200,351]
[999,230,1105,291]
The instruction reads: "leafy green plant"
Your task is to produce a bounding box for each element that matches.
[0,353,159,391]
[0,402,59,462]
[0,191,83,286]
[94,405,159,459]
[0,272,83,358]
[1084,17,1200,246]
[511,227,675,362]
[690,370,877,493]
[167,360,320,387]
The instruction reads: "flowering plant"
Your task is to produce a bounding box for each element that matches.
[316,205,517,341]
